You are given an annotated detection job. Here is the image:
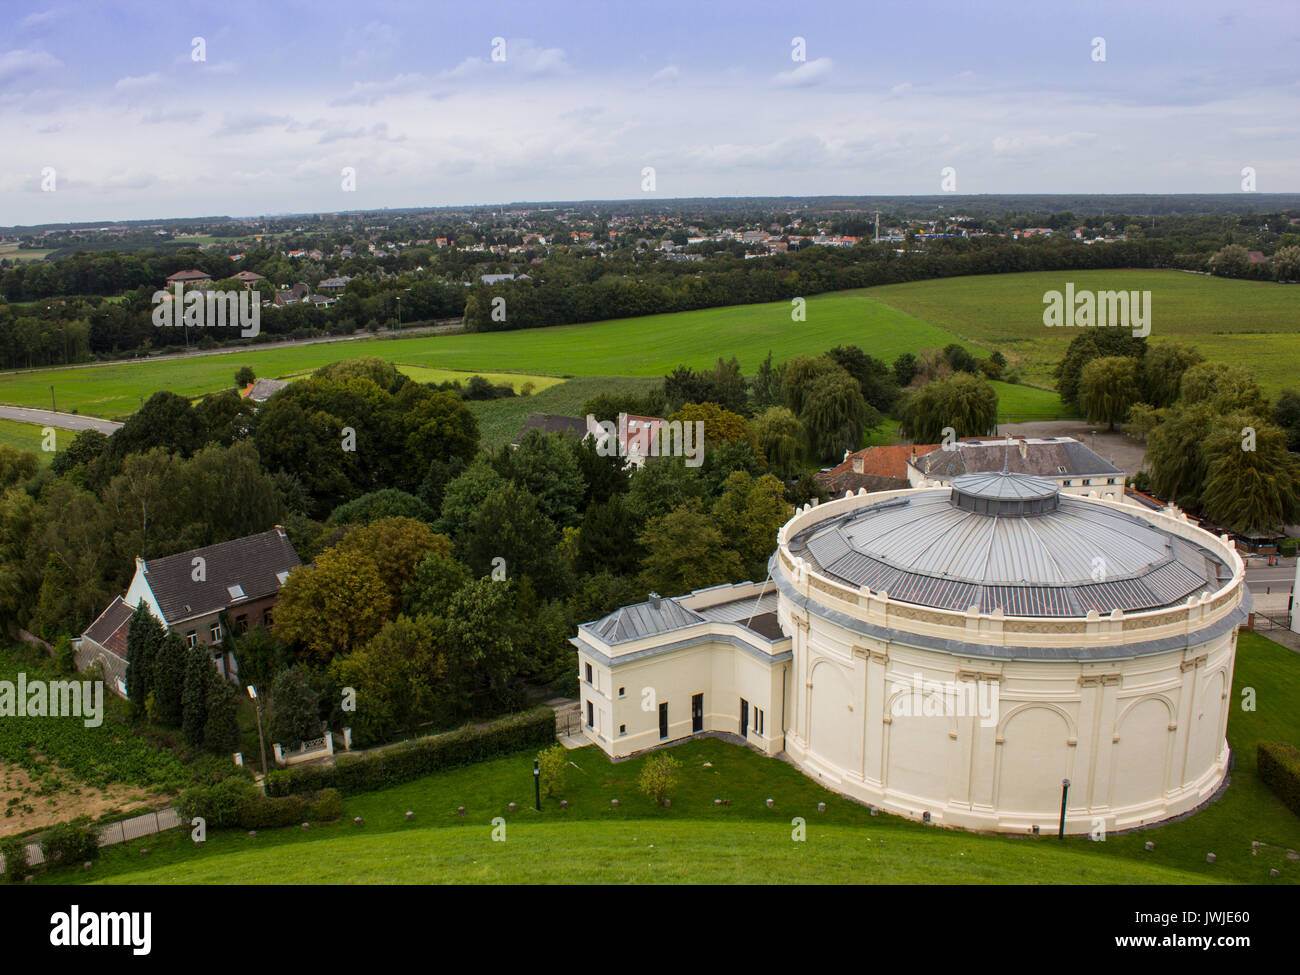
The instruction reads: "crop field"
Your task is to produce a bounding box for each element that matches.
[865,269,1300,395]
[31,631,1300,886]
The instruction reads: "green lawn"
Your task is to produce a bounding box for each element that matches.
[34,630,1300,886]
[865,269,1300,395]
[0,418,59,463]
[469,376,664,447]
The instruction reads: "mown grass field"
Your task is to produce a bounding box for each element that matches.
[0,270,1286,425]
[865,269,1300,395]
[0,419,59,463]
[34,631,1300,886]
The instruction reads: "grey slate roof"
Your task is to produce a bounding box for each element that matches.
[82,595,133,660]
[511,413,588,446]
[587,595,704,643]
[914,438,1122,479]
[142,528,300,624]
[790,477,1228,618]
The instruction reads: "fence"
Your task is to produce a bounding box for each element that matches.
[273,730,335,766]
[1,806,183,873]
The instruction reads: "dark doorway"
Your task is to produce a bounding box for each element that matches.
[659,701,669,739]
[691,693,704,733]
[739,698,749,738]
[586,700,593,728]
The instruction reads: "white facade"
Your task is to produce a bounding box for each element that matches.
[573,481,1249,836]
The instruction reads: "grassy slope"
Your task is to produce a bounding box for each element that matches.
[865,269,1300,395]
[40,631,1300,886]
[469,376,664,448]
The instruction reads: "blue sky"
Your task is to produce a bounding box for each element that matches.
[2,0,1297,223]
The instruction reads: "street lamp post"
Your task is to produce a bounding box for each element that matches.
[533,759,541,811]
[1058,778,1071,838]
[248,685,269,788]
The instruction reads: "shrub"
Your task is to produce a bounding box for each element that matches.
[1258,741,1300,816]
[178,777,259,829]
[537,743,567,798]
[1,836,29,882]
[638,753,680,806]
[40,818,99,868]
[179,778,342,829]
[266,707,555,797]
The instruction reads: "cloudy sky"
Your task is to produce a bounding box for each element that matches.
[2,0,1297,224]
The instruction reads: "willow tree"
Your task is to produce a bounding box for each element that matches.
[1079,356,1140,431]
[899,373,998,444]
[1200,414,1300,534]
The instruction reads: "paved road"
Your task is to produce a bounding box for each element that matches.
[0,406,121,433]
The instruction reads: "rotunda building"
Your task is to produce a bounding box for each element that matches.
[773,471,1249,834]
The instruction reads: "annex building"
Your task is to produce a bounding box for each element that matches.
[572,471,1248,834]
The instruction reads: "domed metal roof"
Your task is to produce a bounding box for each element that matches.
[788,475,1229,617]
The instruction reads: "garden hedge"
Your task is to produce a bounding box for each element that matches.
[178,778,343,829]
[1258,740,1300,816]
[265,706,555,797]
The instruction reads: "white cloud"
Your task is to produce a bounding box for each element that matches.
[772,58,833,88]
[649,64,680,85]
[440,39,571,80]
[114,73,162,91]
[0,48,61,83]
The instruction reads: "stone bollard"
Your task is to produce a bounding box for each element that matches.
[817,802,826,813]
[1270,869,1281,878]
[83,861,93,870]
[247,831,257,838]
[301,822,310,830]
[610,799,619,808]
[140,848,150,856]
[457,806,466,816]
[765,798,774,808]
[559,800,568,810]
[663,799,671,808]
[353,817,363,826]
[508,802,517,812]
[405,811,414,821]
[1144,841,1155,851]
[714,798,722,806]
[1206,853,1216,862]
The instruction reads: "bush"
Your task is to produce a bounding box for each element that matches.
[1,836,29,882]
[537,743,567,798]
[266,706,555,797]
[638,753,680,806]
[1280,538,1298,558]
[1258,741,1300,816]
[179,777,342,828]
[178,777,259,829]
[40,818,99,868]
[53,635,76,675]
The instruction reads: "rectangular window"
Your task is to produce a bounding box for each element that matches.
[658,701,669,739]
[1082,478,1091,486]
[618,686,625,698]
[754,708,765,735]
[586,700,594,729]
[584,662,593,684]
[619,724,626,736]
[185,630,198,648]
[236,614,248,634]
[210,621,222,642]
[263,610,273,628]
[1062,480,1072,487]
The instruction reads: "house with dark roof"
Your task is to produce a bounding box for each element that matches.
[907,436,1125,501]
[77,528,301,696]
[165,268,213,286]
[511,413,588,447]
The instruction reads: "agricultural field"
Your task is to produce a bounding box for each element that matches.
[35,631,1300,886]
[0,646,196,835]
[0,270,1286,426]
[865,269,1300,396]
[0,244,54,264]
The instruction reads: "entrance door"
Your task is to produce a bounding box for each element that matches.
[739,698,749,738]
[658,701,669,739]
[585,700,593,729]
[691,693,704,733]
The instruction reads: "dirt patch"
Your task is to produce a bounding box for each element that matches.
[0,760,165,838]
